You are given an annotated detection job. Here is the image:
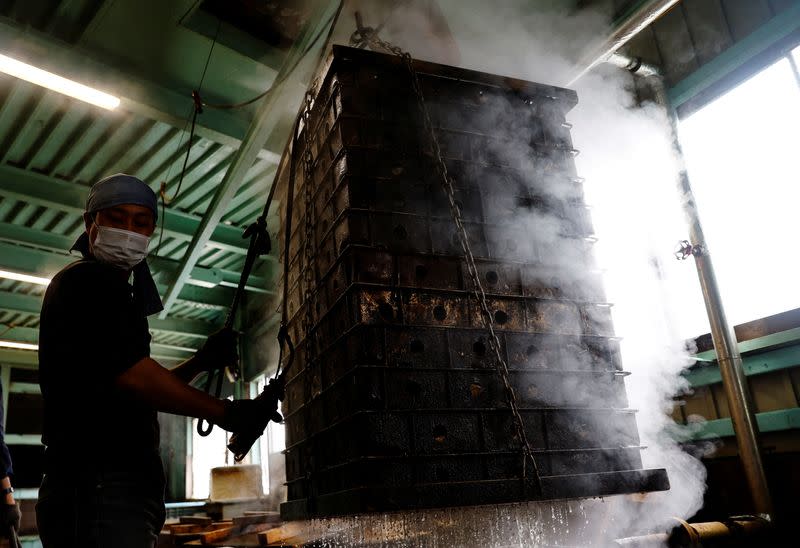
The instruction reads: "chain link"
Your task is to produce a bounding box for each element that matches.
[368,36,542,492]
[301,89,317,362]
[299,88,319,509]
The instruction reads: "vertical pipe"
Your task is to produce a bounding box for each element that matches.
[650,79,773,518]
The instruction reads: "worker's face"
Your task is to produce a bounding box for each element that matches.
[84,204,156,246]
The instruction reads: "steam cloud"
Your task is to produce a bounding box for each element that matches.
[259,0,710,544]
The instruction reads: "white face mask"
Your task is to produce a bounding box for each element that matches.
[92,225,150,270]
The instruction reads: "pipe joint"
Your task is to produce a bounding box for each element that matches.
[674,240,705,260]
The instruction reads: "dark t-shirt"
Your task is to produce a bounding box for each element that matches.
[39,259,159,475]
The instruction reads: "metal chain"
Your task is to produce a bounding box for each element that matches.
[301,89,317,361]
[299,87,319,510]
[368,36,542,492]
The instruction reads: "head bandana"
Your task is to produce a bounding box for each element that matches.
[71,174,164,317]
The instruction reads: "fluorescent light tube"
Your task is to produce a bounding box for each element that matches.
[0,53,120,110]
[0,340,38,351]
[0,269,51,286]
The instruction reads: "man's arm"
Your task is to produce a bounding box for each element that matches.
[1,477,13,505]
[168,327,239,385]
[115,357,226,422]
[168,356,206,384]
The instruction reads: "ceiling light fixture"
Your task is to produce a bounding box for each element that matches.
[0,269,51,286]
[0,53,120,110]
[0,340,38,351]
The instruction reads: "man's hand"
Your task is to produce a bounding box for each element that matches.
[0,502,20,535]
[219,399,280,434]
[195,327,240,377]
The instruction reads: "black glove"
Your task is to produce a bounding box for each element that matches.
[225,377,285,461]
[196,327,240,378]
[220,398,282,433]
[0,502,20,534]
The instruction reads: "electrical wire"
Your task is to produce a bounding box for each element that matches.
[197,1,344,112]
[155,17,221,256]
[153,1,343,256]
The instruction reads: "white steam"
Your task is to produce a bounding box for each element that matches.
[272,0,710,544]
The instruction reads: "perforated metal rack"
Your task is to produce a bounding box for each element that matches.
[277,45,669,519]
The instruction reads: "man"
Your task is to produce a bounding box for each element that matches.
[36,174,263,548]
[1,379,21,541]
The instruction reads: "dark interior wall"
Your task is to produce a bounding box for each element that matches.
[686,435,800,531]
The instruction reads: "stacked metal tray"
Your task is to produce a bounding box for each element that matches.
[277,45,669,519]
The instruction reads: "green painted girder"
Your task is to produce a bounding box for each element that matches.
[0,15,281,165]
[0,220,275,294]
[0,326,38,344]
[0,347,181,367]
[685,408,800,441]
[0,291,42,316]
[0,290,218,340]
[694,327,800,362]
[0,240,234,309]
[158,0,341,318]
[0,325,195,358]
[668,2,800,108]
[0,163,268,255]
[686,344,800,388]
[0,348,37,367]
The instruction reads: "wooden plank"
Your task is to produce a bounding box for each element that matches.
[173,532,204,544]
[168,524,203,534]
[200,527,234,544]
[233,513,282,527]
[179,516,214,526]
[260,523,310,546]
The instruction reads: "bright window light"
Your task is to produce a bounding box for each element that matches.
[677,53,800,332]
[0,340,38,351]
[0,53,120,110]
[255,376,270,494]
[190,417,228,500]
[0,269,51,286]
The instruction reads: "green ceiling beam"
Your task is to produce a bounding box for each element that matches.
[0,348,38,367]
[0,290,217,340]
[685,408,800,441]
[0,348,180,368]
[694,326,800,362]
[0,163,274,256]
[0,327,193,358]
[0,240,232,309]
[0,15,281,164]
[0,221,274,294]
[159,0,340,318]
[668,3,800,109]
[0,291,41,316]
[0,326,38,344]
[0,240,73,277]
[685,344,800,388]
